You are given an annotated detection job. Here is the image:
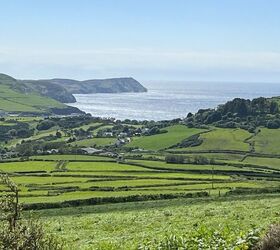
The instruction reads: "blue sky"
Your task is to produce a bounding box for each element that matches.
[1,0,280,82]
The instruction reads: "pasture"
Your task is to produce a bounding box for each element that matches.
[249,128,280,155]
[71,137,116,147]
[0,83,65,113]
[1,154,279,208]
[244,156,280,170]
[171,128,251,152]
[127,125,205,150]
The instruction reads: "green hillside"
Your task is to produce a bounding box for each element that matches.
[0,73,82,115]
[127,125,205,150]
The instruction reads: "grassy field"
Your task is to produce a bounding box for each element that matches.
[1,120,280,210]
[179,152,246,163]
[65,161,155,171]
[30,154,114,161]
[1,154,279,207]
[92,125,114,135]
[128,159,249,172]
[127,125,205,151]
[171,128,251,152]
[52,171,231,180]
[72,138,116,147]
[75,122,103,131]
[244,156,280,170]
[0,82,65,113]
[35,195,280,249]
[6,128,63,147]
[249,128,280,155]
[0,161,56,172]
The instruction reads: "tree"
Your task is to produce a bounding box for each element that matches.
[56,131,62,138]
[0,174,20,230]
[36,120,56,131]
[16,128,33,138]
[187,112,193,118]
[270,101,279,114]
[267,119,280,129]
[16,143,33,156]
[8,129,17,137]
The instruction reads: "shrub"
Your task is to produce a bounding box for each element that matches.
[178,134,203,148]
[266,119,280,129]
[254,224,280,250]
[165,154,185,164]
[0,174,64,250]
[0,218,64,250]
[36,120,57,131]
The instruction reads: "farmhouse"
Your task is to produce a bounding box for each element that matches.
[81,147,103,154]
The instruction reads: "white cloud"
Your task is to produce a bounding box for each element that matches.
[1,47,280,80]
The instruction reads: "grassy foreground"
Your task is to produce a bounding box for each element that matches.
[36,194,280,249]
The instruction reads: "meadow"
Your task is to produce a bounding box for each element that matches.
[169,128,251,152]
[127,125,205,151]
[249,128,280,155]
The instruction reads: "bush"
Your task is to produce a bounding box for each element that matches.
[266,119,280,129]
[165,155,185,164]
[0,218,64,250]
[177,134,203,148]
[36,120,57,131]
[0,174,64,250]
[254,224,280,250]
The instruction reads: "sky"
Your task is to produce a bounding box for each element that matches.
[1,0,280,82]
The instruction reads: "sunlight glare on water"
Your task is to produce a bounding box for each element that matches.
[68,81,280,121]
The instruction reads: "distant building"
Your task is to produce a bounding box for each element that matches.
[0,111,7,117]
[99,152,117,157]
[46,149,59,154]
[0,151,18,159]
[104,132,113,137]
[118,132,128,138]
[81,147,103,154]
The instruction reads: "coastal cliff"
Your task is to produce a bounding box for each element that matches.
[20,77,147,103]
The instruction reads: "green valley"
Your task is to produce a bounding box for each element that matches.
[1,95,280,249]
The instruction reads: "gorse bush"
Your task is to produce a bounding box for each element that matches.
[0,174,64,250]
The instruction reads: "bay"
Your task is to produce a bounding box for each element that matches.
[68,81,280,121]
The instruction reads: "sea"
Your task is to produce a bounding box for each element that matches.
[68,81,280,121]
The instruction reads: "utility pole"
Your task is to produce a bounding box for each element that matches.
[211,165,214,189]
